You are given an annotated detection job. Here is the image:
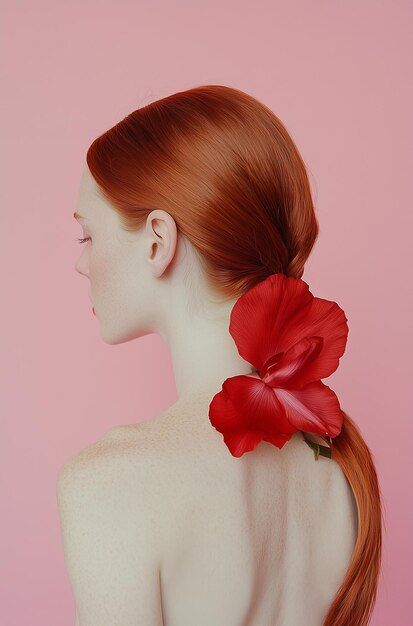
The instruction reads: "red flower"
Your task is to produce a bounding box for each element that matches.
[208,273,349,458]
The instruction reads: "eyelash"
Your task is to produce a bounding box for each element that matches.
[76,237,91,244]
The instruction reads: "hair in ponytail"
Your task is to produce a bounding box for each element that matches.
[86,83,383,624]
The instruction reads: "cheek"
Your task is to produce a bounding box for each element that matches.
[90,244,127,299]
[89,248,112,291]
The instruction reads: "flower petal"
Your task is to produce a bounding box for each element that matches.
[229,273,349,387]
[262,336,324,388]
[208,374,297,457]
[275,380,343,437]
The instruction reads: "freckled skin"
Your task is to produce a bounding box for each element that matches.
[66,166,358,625]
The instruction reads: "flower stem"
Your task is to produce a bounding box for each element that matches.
[301,431,332,460]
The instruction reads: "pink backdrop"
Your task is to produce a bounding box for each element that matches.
[2,1,412,624]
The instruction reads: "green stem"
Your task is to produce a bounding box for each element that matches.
[301,431,332,460]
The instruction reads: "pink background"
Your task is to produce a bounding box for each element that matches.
[2,1,412,624]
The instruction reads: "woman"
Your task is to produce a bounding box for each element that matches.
[57,84,382,626]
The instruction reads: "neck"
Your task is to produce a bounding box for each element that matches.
[159,302,255,406]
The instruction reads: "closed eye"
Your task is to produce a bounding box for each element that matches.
[76,237,91,244]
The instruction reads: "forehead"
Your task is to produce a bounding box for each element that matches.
[75,166,112,223]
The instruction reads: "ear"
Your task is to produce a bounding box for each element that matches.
[145,209,179,278]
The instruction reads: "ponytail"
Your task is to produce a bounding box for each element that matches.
[323,412,383,625]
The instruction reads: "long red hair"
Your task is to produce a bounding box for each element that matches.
[86,84,383,625]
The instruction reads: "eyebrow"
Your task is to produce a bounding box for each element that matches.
[73,211,87,222]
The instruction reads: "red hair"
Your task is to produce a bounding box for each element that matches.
[86,84,383,625]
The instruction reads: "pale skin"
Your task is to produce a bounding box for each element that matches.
[57,166,358,626]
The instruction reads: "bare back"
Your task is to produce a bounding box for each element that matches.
[111,403,358,626]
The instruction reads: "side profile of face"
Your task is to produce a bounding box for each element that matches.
[74,165,257,401]
[74,166,181,345]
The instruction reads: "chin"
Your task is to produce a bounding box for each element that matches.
[100,331,135,345]
[99,325,152,345]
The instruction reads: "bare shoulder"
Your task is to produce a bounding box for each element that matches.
[56,426,167,625]
[56,421,165,504]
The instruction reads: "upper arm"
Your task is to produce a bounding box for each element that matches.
[57,444,165,626]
